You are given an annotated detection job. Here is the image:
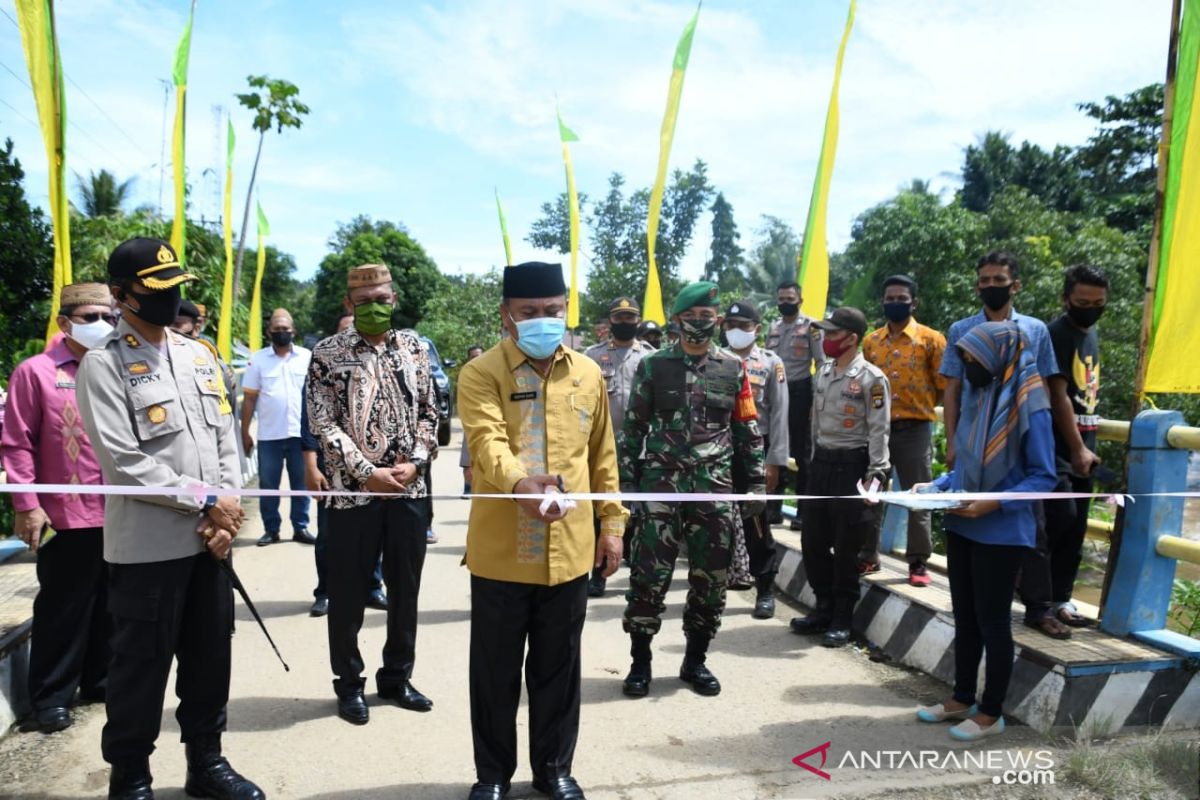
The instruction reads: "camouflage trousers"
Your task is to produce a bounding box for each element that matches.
[623,500,734,639]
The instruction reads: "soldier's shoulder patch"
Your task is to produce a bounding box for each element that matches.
[774,361,786,383]
[870,381,886,409]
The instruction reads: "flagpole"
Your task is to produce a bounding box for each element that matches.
[1130,0,1182,415]
[1102,0,1182,611]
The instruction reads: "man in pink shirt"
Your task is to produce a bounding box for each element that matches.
[1,282,115,733]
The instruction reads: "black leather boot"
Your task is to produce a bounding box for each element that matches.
[789,597,833,635]
[679,634,720,696]
[753,574,776,619]
[822,599,854,648]
[108,759,153,800]
[622,632,653,697]
[184,735,265,799]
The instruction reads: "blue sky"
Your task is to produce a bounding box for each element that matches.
[0,0,1172,288]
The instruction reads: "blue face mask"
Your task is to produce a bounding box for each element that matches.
[509,313,566,360]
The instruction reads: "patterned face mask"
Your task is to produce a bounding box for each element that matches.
[678,317,716,344]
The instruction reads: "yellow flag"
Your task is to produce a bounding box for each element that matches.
[495,188,513,266]
[169,3,194,269]
[15,0,72,342]
[217,118,235,363]
[248,201,270,352]
[643,5,700,325]
[797,0,856,321]
[1145,1,1200,393]
[557,107,582,328]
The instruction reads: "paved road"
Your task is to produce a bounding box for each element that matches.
[2,427,1071,799]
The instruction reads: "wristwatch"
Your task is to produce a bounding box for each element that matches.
[202,494,217,513]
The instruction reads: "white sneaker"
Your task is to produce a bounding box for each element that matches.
[949,716,1005,741]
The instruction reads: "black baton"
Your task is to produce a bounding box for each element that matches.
[217,557,290,672]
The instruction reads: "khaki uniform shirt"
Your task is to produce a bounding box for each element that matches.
[766,316,823,383]
[583,338,653,433]
[812,352,891,476]
[458,339,627,586]
[77,320,240,565]
[740,345,790,467]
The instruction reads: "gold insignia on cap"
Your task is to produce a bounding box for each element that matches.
[147,405,167,424]
[123,334,141,349]
[619,299,631,308]
[156,245,173,264]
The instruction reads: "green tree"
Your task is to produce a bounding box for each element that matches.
[1073,83,1163,237]
[416,270,503,384]
[311,216,446,336]
[75,169,135,217]
[232,75,310,299]
[704,192,745,296]
[527,160,714,323]
[0,137,54,378]
[960,132,1085,214]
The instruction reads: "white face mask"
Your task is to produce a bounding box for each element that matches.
[725,328,757,350]
[67,319,114,349]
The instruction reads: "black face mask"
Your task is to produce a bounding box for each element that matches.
[124,287,182,327]
[270,331,294,347]
[964,360,995,389]
[778,302,800,318]
[1066,304,1105,329]
[609,321,638,342]
[883,302,912,323]
[679,318,716,344]
[979,285,1012,312]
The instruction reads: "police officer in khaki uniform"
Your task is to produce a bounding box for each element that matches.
[765,281,823,530]
[788,307,890,648]
[583,296,654,596]
[722,300,789,618]
[77,238,263,800]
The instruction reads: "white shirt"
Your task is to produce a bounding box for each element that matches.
[242,344,311,441]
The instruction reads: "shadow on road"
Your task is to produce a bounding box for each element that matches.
[223,695,334,732]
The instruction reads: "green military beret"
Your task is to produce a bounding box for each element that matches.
[671,281,720,316]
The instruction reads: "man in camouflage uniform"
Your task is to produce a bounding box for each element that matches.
[620,282,765,698]
[583,296,654,597]
[789,307,891,648]
[722,300,789,619]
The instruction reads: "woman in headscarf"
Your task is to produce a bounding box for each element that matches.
[914,321,1057,741]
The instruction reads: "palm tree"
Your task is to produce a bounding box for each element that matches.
[745,215,801,308]
[77,169,134,217]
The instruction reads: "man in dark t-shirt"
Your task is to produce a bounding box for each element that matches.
[1023,265,1108,628]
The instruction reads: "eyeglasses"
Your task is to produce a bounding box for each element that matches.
[72,312,118,325]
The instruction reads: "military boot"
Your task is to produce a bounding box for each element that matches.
[108,759,153,800]
[789,597,833,635]
[821,599,854,648]
[753,574,776,619]
[622,632,653,698]
[183,735,265,799]
[679,634,721,696]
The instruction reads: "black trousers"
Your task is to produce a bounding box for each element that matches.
[102,553,231,763]
[946,531,1026,718]
[745,436,780,580]
[800,448,879,615]
[29,528,110,710]
[326,498,427,693]
[470,573,587,786]
[787,380,813,497]
[1020,475,1092,617]
[1017,499,1053,623]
